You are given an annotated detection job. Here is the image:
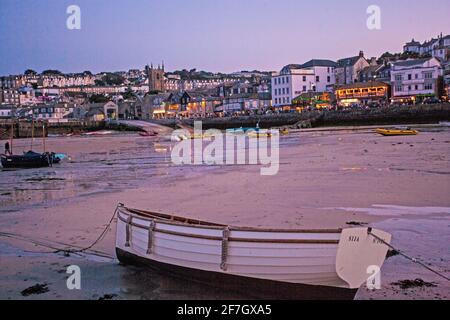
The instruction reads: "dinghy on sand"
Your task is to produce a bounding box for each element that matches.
[115,204,392,299]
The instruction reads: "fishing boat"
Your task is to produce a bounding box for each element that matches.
[1,151,54,169]
[139,131,158,137]
[115,204,392,300]
[1,118,58,169]
[246,130,274,138]
[375,128,419,136]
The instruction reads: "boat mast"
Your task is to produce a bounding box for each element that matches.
[42,121,46,153]
[10,118,14,155]
[31,108,35,151]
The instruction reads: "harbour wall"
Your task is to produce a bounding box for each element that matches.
[150,103,450,129]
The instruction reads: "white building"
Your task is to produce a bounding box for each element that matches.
[271,59,337,107]
[391,57,443,102]
[403,34,449,57]
[0,105,15,119]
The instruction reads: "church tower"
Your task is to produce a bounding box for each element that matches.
[146,62,165,93]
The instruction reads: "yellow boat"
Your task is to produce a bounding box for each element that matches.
[280,128,289,135]
[247,131,275,138]
[375,128,419,136]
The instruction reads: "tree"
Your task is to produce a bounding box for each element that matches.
[42,69,63,76]
[123,88,135,100]
[24,69,37,76]
[89,94,109,103]
[101,73,125,86]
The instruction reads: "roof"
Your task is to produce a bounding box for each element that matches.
[392,58,432,67]
[360,64,382,74]
[422,38,438,47]
[335,81,389,90]
[280,64,303,73]
[405,39,421,46]
[301,59,337,68]
[337,56,363,67]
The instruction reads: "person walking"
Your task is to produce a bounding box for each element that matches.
[4,141,11,155]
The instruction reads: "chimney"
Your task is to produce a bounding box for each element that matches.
[359,51,364,58]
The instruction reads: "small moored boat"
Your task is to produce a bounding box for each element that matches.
[1,151,54,169]
[115,204,392,299]
[375,128,419,136]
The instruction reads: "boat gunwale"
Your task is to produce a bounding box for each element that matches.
[119,206,342,233]
[117,213,339,244]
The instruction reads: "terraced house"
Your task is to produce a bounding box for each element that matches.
[390,57,444,103]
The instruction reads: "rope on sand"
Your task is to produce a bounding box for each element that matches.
[368,228,450,282]
[0,206,119,260]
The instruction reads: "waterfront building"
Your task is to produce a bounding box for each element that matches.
[335,51,370,85]
[271,59,337,107]
[390,57,444,103]
[292,92,335,111]
[31,103,74,121]
[359,63,391,84]
[85,101,119,121]
[335,81,390,107]
[220,92,271,114]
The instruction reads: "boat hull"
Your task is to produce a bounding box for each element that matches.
[1,153,51,169]
[375,129,418,136]
[116,248,358,300]
[115,206,390,299]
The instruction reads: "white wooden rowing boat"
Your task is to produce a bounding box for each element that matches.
[115,204,391,299]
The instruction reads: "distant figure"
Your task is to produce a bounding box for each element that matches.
[5,141,11,155]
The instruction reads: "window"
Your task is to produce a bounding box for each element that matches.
[415,74,419,79]
[408,74,412,80]
[395,85,402,92]
[395,75,402,81]
[327,76,331,83]
[286,77,289,83]
[425,83,433,90]
[408,86,412,91]
[415,85,418,90]
[286,88,290,94]
[287,97,290,103]
[303,85,307,91]
[303,76,306,82]
[282,78,285,84]
[424,72,433,79]
[316,76,320,82]
[282,88,285,95]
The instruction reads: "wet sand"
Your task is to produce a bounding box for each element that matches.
[0,127,449,300]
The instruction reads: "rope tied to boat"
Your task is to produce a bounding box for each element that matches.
[367,227,450,282]
[146,220,156,255]
[0,203,121,259]
[220,227,230,271]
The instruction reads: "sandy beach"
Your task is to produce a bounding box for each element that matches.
[0,127,449,300]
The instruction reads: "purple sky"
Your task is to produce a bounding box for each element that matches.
[0,0,449,75]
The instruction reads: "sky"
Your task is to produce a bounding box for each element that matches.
[0,0,449,75]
